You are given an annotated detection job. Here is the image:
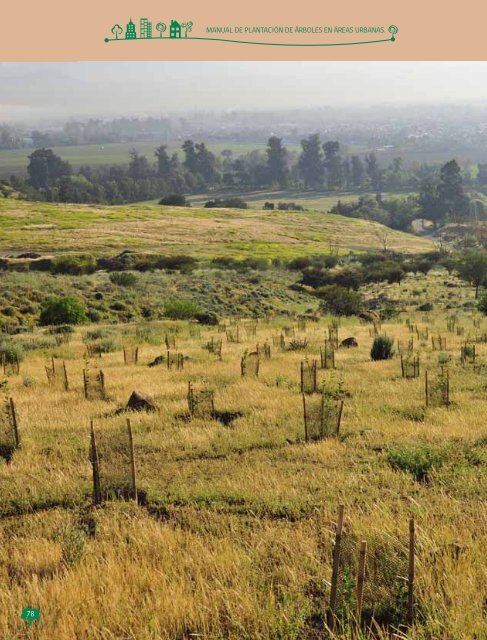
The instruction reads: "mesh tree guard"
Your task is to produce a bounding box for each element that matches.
[226,327,241,343]
[333,529,410,631]
[397,339,414,355]
[83,368,106,400]
[2,354,20,376]
[328,326,339,350]
[320,342,335,370]
[123,346,139,365]
[187,382,215,419]
[85,342,103,358]
[302,392,343,441]
[45,357,69,391]
[425,369,450,407]
[165,334,176,349]
[401,355,420,379]
[301,360,319,394]
[89,419,136,503]
[167,351,184,370]
[460,343,476,365]
[241,351,260,377]
[431,336,447,351]
[0,397,20,458]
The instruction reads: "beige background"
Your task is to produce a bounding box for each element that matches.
[0,0,486,61]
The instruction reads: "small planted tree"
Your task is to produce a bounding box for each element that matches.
[371,335,394,361]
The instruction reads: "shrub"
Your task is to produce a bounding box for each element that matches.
[387,444,449,482]
[84,328,115,342]
[478,293,487,315]
[0,340,24,363]
[47,325,74,335]
[195,311,219,326]
[204,197,248,209]
[51,254,97,275]
[371,335,394,361]
[317,285,363,316]
[109,272,137,287]
[417,302,434,312]
[159,194,189,206]
[164,299,201,320]
[154,255,198,273]
[39,297,87,326]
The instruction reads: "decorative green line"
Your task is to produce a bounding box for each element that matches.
[104,35,396,46]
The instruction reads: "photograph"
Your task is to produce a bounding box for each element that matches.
[1,59,487,639]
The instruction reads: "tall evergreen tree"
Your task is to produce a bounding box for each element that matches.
[365,153,382,192]
[437,159,469,220]
[323,141,343,189]
[27,148,72,189]
[350,155,365,189]
[265,136,288,187]
[298,134,324,188]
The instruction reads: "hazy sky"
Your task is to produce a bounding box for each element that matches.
[1,61,487,123]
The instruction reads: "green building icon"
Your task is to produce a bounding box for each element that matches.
[125,19,136,39]
[169,20,182,38]
[140,18,152,39]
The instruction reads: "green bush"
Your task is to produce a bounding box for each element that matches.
[39,297,87,326]
[159,194,189,206]
[84,328,115,342]
[164,299,201,320]
[478,293,487,315]
[109,272,138,287]
[195,311,219,326]
[387,444,449,482]
[0,340,24,363]
[317,285,364,316]
[51,254,97,275]
[371,335,395,361]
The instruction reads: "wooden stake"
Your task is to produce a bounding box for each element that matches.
[83,369,88,399]
[336,400,344,437]
[90,420,101,506]
[408,516,415,625]
[356,540,367,628]
[63,361,69,391]
[302,393,308,442]
[126,418,137,503]
[9,397,20,448]
[328,504,345,629]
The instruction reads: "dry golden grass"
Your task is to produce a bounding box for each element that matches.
[1,277,487,639]
[0,197,433,258]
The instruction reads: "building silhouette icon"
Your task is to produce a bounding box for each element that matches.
[169,20,182,38]
[125,18,136,39]
[140,18,152,39]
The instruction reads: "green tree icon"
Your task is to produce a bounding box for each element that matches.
[181,21,193,37]
[156,22,167,38]
[111,24,123,39]
[20,608,40,627]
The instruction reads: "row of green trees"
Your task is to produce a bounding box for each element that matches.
[14,136,482,214]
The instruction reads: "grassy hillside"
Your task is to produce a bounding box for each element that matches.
[0,198,433,258]
[0,272,486,639]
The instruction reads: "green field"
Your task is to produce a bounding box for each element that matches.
[0,141,287,177]
[0,197,432,258]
